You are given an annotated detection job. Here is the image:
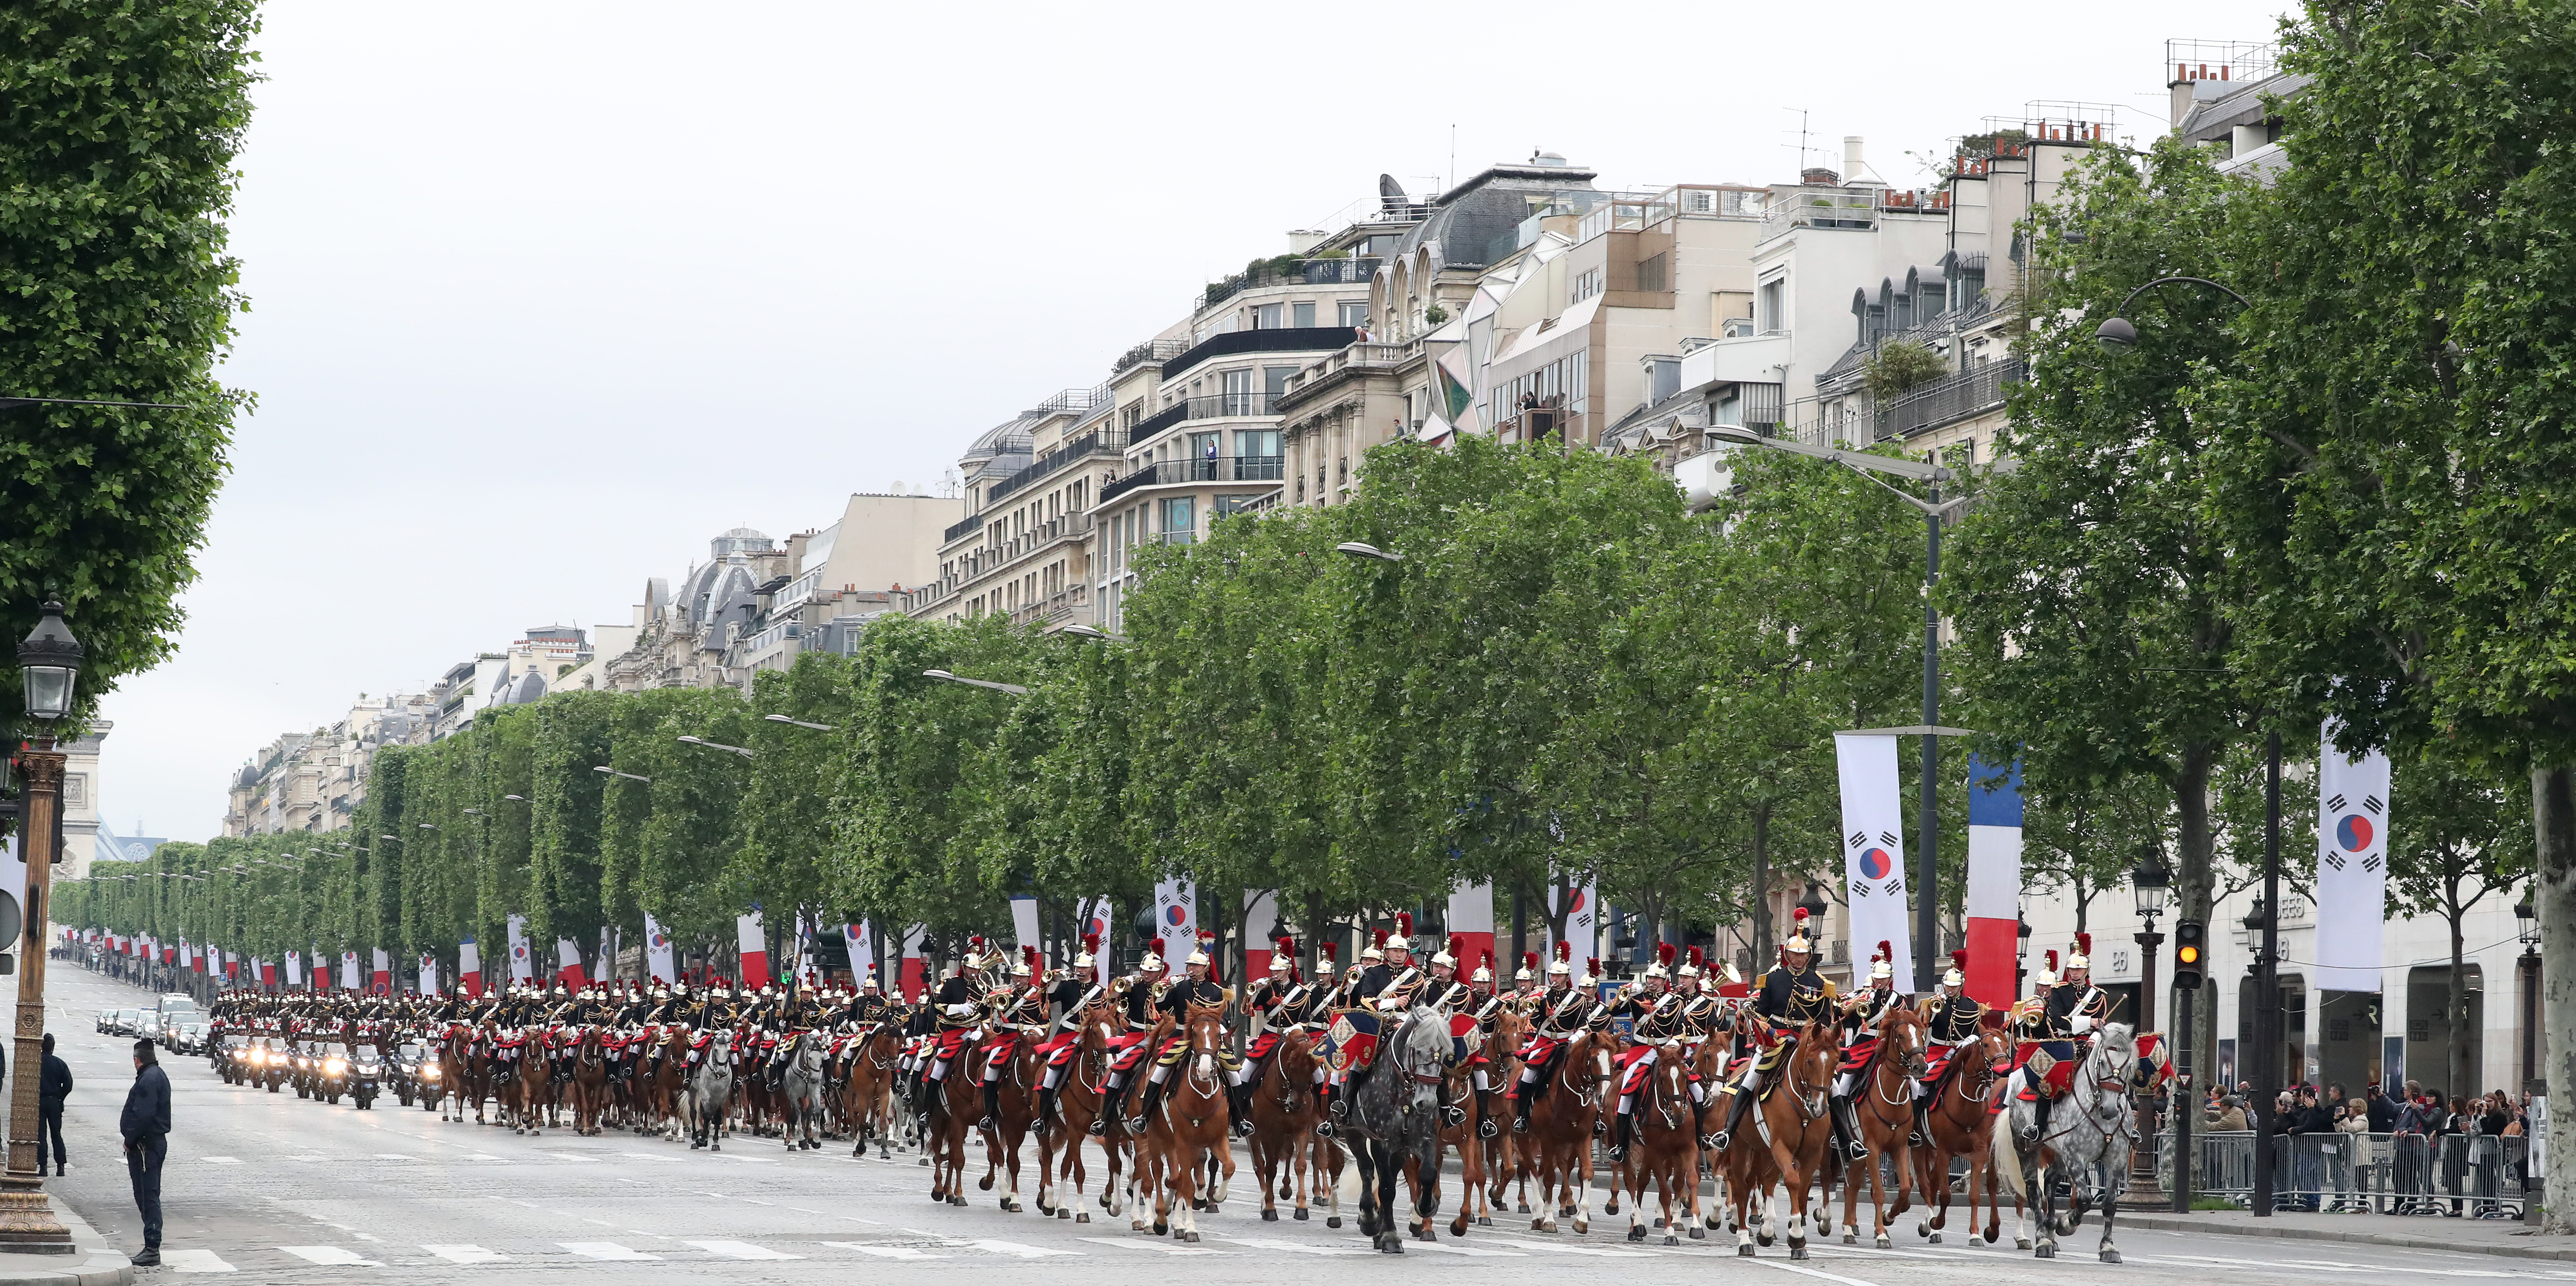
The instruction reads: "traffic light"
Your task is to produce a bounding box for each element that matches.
[2171,918,2205,991]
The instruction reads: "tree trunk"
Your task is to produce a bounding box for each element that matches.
[2533,762,2576,1233]
[2448,883,2469,1104]
[2171,742,2222,1115]
[1751,799,1774,965]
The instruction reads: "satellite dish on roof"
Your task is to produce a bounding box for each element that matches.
[1379,173,1410,214]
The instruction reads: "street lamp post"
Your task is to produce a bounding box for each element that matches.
[1,602,81,1253]
[2519,895,2543,1090]
[1708,424,1965,991]
[2130,853,2170,1201]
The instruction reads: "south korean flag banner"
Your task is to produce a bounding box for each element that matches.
[1834,732,1914,988]
[2315,721,2392,992]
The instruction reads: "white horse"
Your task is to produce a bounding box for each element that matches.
[1993,1022,2140,1263]
[780,1031,828,1151]
[683,1030,736,1152]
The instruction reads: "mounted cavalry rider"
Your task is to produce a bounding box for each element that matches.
[1506,942,1596,1136]
[909,938,995,1121]
[1604,943,1676,1161]
[1426,937,1498,1138]
[2005,950,2072,1142]
[1709,906,1836,1155]
[848,969,895,1026]
[973,946,1050,1129]
[1033,936,1109,1136]
[1351,930,1391,1003]
[1910,949,1987,1145]
[1826,941,1905,1162]
[1092,938,1172,1135]
[1123,931,1237,1134]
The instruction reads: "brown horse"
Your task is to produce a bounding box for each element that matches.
[1411,1037,1492,1239]
[1037,997,1115,1222]
[1620,1041,1705,1245]
[1133,1003,1234,1243]
[1098,1011,1169,1227]
[644,1028,690,1138]
[842,1024,902,1159]
[1912,1022,2014,1245]
[1246,1027,1338,1226]
[569,1027,610,1136]
[437,1025,478,1123]
[1514,1028,1609,1235]
[1482,1007,1535,1218]
[972,1031,1044,1212]
[1837,1005,1930,1247]
[510,1033,553,1136]
[925,1049,981,1206]
[1722,1017,1836,1260]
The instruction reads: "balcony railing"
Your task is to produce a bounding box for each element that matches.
[1161,326,1361,383]
[1006,583,1092,628]
[984,429,1127,507]
[1097,456,1288,506]
[1112,339,1191,377]
[1179,392,1281,420]
[944,511,988,543]
[1874,357,2026,440]
[1197,257,1380,312]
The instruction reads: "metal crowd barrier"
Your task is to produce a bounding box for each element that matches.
[2154,1130,2533,1217]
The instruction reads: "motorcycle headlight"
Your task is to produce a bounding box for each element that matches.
[355,1063,379,1076]
[423,1066,441,1080]
[324,1058,347,1076]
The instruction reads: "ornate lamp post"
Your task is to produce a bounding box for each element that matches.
[2129,852,2171,1200]
[0,602,80,1253]
[2518,894,2542,1090]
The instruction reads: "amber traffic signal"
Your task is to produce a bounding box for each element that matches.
[2171,918,2205,991]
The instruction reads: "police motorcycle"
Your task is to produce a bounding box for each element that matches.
[347,1044,384,1110]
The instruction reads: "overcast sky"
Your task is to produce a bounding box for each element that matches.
[97,0,2289,841]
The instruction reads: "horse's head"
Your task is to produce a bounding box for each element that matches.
[1880,1004,1930,1078]
[1787,1019,1837,1090]
[1398,1003,1452,1074]
[2093,1022,2138,1086]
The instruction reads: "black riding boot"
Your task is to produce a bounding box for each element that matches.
[1227,1081,1254,1137]
[1710,1088,1753,1152]
[1511,1086,1536,1135]
[1475,1084,1497,1139]
[979,1082,1001,1132]
[1909,1101,1931,1149]
[1607,1110,1633,1161]
[1313,1083,1335,1136]
[1036,1085,1059,1137]
[1092,1077,1127,1136]
[2024,1090,2051,1143]
[1128,1076,1167,1133]
[1835,1098,1870,1161]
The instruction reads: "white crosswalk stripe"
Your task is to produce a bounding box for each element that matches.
[821,1242,947,1260]
[683,1240,800,1260]
[560,1241,659,1261]
[1219,1235,1372,1255]
[947,1238,1074,1258]
[280,1245,382,1266]
[1078,1236,1224,1255]
[161,1248,236,1273]
[423,1244,505,1264]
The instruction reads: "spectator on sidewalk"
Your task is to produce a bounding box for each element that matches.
[2287,1086,2332,1211]
[2366,1082,2400,1133]
[38,1034,71,1177]
[2440,1094,2472,1216]
[2206,1094,2248,1132]
[119,1039,169,1267]
[2333,1096,2370,1211]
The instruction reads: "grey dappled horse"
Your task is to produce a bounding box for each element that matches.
[1994,1022,2141,1263]
[684,1030,736,1152]
[780,1031,828,1151]
[1341,1003,1454,1254]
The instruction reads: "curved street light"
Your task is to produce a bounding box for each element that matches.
[921,669,1030,696]
[2093,276,2253,351]
[762,713,837,731]
[1334,541,1402,563]
[677,735,754,758]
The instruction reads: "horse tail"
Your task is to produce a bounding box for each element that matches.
[1991,1109,2025,1194]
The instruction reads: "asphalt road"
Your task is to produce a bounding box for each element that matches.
[32,964,2576,1284]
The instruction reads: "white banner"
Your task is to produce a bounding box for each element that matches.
[1075,897,1113,986]
[1009,896,1042,960]
[842,920,873,985]
[286,950,303,986]
[507,914,534,982]
[1153,877,1196,961]
[1546,874,1598,967]
[341,950,361,990]
[644,914,676,985]
[418,953,438,996]
[1834,732,1914,989]
[2316,722,2392,992]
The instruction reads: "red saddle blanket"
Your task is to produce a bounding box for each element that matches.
[1837,1036,1879,1074]
[1034,1030,1083,1068]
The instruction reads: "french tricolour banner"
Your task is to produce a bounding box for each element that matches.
[644,914,675,985]
[1243,890,1279,978]
[459,937,483,997]
[507,915,534,983]
[1834,732,1914,990]
[555,939,587,989]
[900,924,927,1002]
[1964,754,2023,1009]
[736,909,770,989]
[1445,880,1496,981]
[1153,878,1195,959]
[2316,722,2392,992]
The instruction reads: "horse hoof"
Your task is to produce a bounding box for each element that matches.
[2034,1244,2055,1260]
[1689,1227,1703,1240]
[1738,1244,1755,1257]
[1075,1213,1089,1224]
[979,1176,995,1191]
[1326,1217,1341,1229]
[1294,1208,1309,1221]
[1928,1233,1942,1244]
[1478,1216,1492,1227]
[2015,1238,2031,1250]
[1790,1244,1809,1261]
[1573,1220,1588,1235]
[1152,1222,1168,1236]
[1662,1236,1678,1247]
[1628,1226,1646,1242]
[1842,1233,1856,1245]
[1262,1209,1277,1222]
[1184,1232,1200,1244]
[1877,1235,1892,1249]
[1757,1234,1774,1247]
[949,1196,967,1207]
[917,1157,930,1167]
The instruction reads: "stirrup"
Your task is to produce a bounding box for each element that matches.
[978,1115,997,1131]
[1315,1120,1334,1137]
[1087,1118,1107,1137]
[1593,1118,1609,1138]
[1123,1116,1147,1135]
[1710,1130,1733,1151]
[1479,1118,1498,1139]
[1511,1115,1530,1136]
[1441,1105,1466,1128]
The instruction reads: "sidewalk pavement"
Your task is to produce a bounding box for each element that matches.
[2121,1205,2576,1263]
[0,1201,131,1286]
